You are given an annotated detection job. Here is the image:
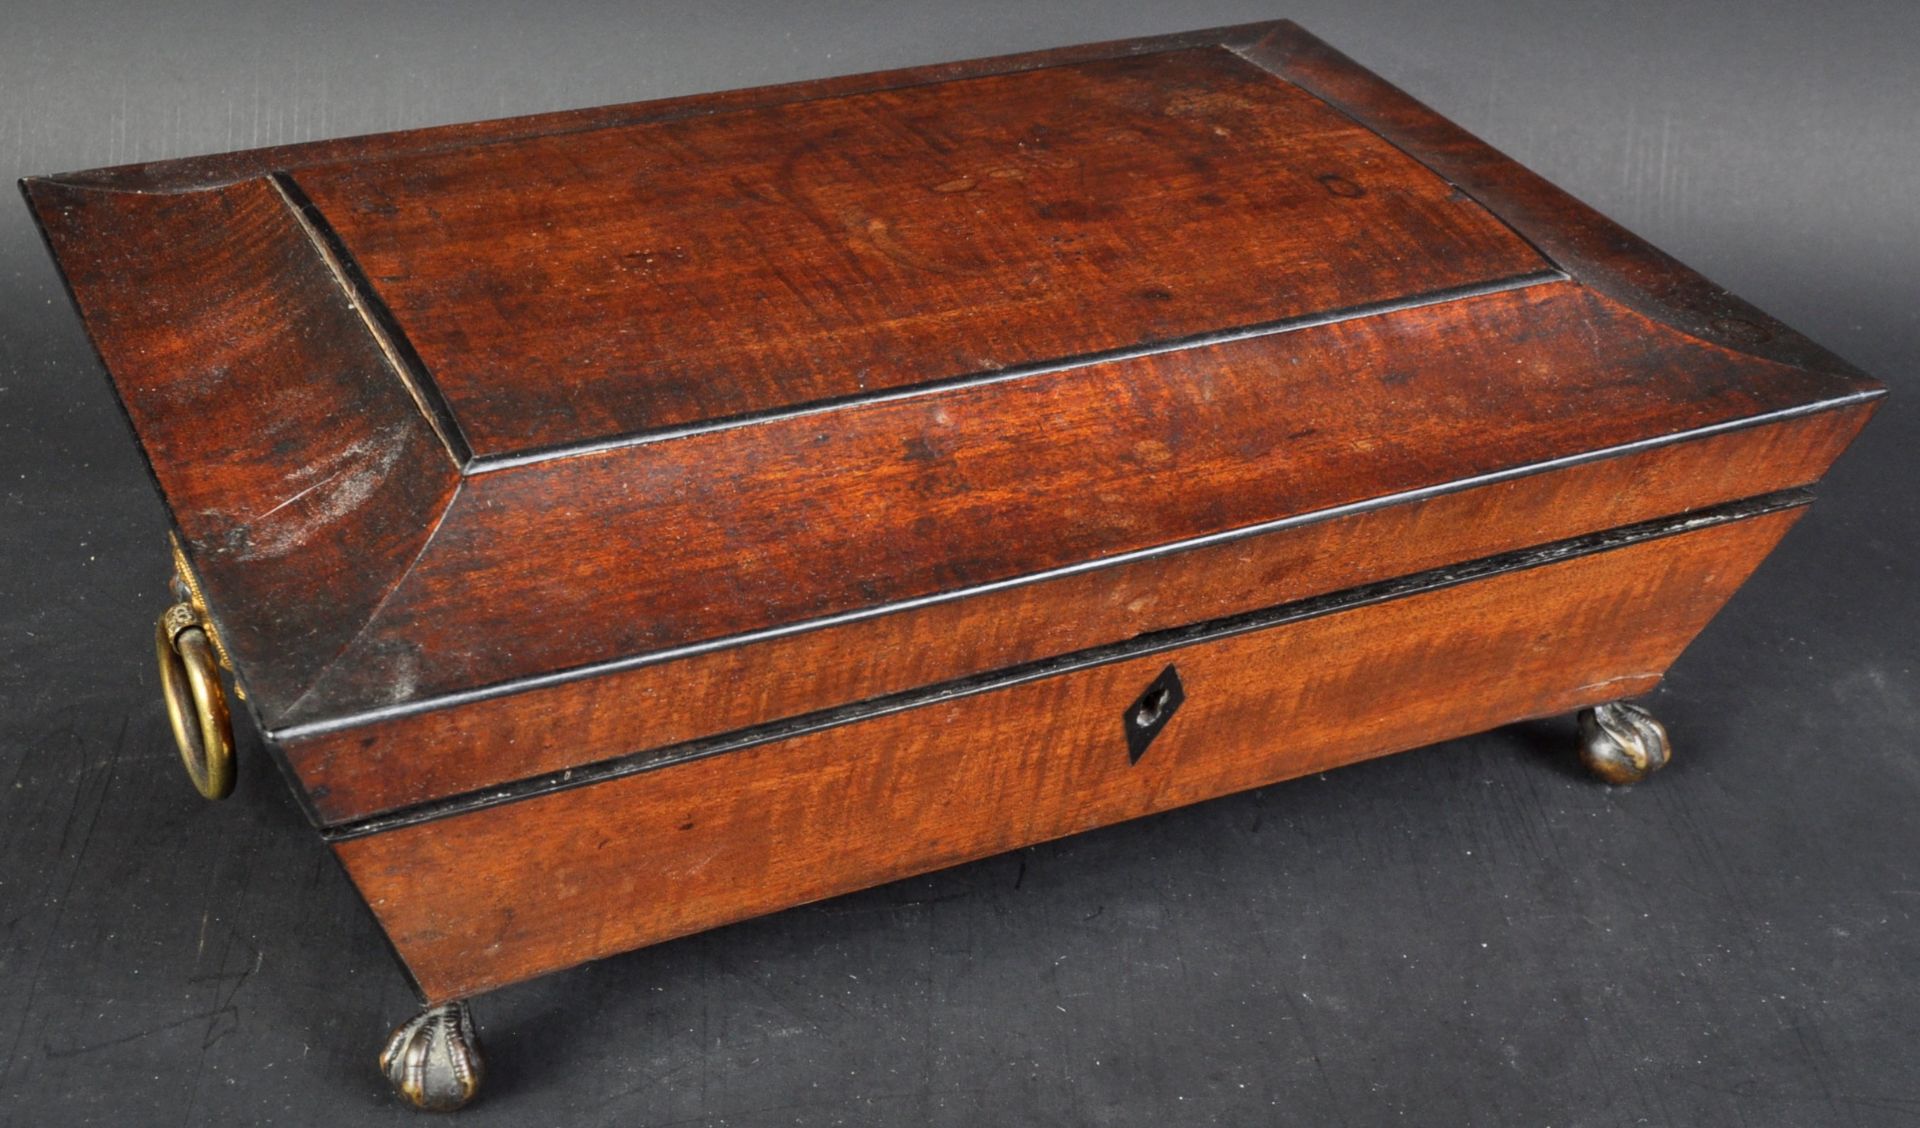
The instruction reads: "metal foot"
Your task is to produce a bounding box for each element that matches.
[381,1000,483,1112]
[1577,701,1671,785]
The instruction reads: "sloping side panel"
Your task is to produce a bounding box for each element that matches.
[285,282,1870,726]
[1233,23,1884,386]
[24,176,462,719]
[284,404,1869,824]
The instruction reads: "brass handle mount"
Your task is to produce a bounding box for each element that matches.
[155,601,235,800]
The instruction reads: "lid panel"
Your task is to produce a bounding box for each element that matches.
[291,45,1551,457]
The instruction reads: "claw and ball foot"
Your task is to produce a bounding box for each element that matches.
[382,1000,483,1112]
[1577,701,1671,785]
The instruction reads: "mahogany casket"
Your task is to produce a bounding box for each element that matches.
[22,20,1881,1111]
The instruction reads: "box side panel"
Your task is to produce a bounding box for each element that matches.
[286,404,1868,823]
[335,508,1800,1003]
[22,177,462,716]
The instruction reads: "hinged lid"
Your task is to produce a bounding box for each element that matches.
[24,21,1880,757]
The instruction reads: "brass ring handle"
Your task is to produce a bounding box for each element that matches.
[155,602,235,800]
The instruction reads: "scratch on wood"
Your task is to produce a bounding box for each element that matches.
[1572,673,1657,697]
[229,420,412,560]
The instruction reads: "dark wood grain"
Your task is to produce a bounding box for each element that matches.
[21,177,460,713]
[4,15,1908,1119]
[20,23,1342,194]
[336,509,1802,1003]
[23,24,1882,749]
[289,46,1546,453]
[275,282,1872,731]
[1232,23,1877,384]
[287,403,1868,824]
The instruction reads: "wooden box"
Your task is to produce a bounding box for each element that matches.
[21,20,1881,1111]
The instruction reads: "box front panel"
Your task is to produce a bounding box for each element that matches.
[335,507,1799,1002]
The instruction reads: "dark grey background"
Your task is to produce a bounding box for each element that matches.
[2,2,1915,1125]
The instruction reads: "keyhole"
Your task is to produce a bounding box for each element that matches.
[1135,686,1171,729]
[1123,664,1184,765]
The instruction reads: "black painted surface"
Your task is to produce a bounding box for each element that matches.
[1124,665,1185,766]
[2,3,1915,1125]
